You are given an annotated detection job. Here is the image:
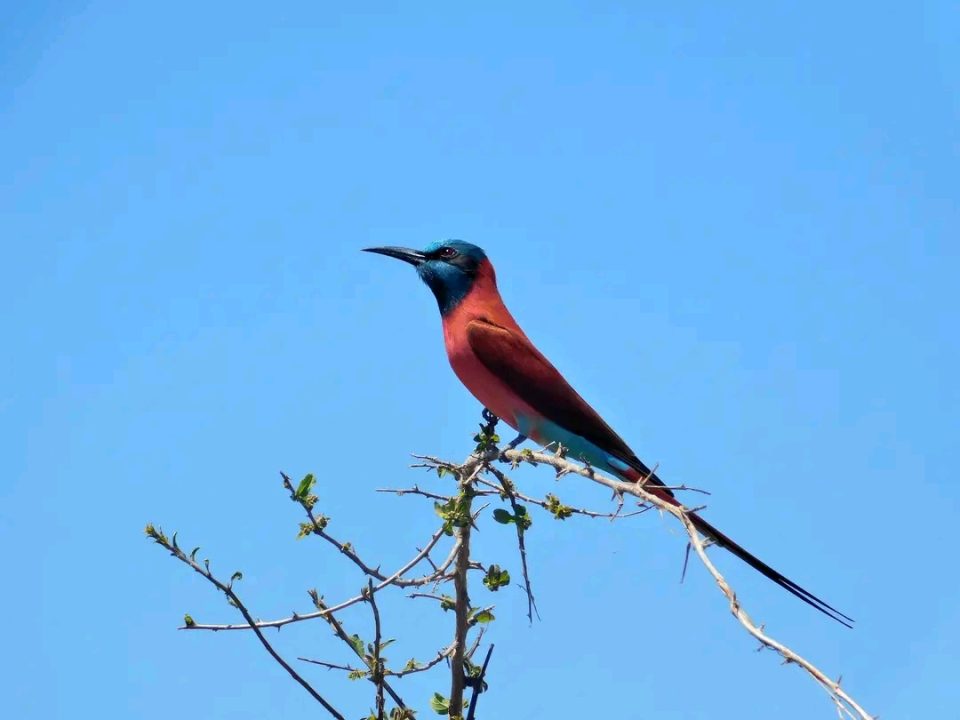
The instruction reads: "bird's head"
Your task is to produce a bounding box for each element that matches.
[363,240,490,314]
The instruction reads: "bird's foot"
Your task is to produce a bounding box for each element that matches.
[498,433,528,463]
[463,674,487,691]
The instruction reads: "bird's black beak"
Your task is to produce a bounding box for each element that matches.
[363,246,427,267]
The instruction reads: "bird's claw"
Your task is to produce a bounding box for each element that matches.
[498,433,528,463]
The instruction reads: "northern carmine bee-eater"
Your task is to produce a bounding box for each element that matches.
[364,240,852,627]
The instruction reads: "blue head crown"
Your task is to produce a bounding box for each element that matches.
[416,240,488,314]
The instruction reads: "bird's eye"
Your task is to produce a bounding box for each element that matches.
[438,247,458,259]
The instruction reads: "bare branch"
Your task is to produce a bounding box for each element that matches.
[282,472,391,579]
[376,485,460,502]
[484,465,539,622]
[497,448,875,720]
[144,526,345,720]
[446,447,490,718]
[678,510,871,720]
[297,659,361,673]
[300,641,458,680]
[465,644,495,720]
[389,645,455,678]
[449,482,475,717]
[149,414,872,719]
[183,525,450,631]
[313,593,407,711]
[475,476,652,520]
[365,580,386,720]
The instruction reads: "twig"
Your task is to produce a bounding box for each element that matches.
[485,465,539,622]
[465,644,495,720]
[475,477,651,520]
[313,593,407,711]
[376,485,462,502]
[282,472,391,580]
[365,580,386,720]
[497,448,875,720]
[144,526,345,720]
[390,644,455,678]
[448,455,487,718]
[300,641,458,679]
[183,525,450,631]
[297,659,360,672]
[449,488,473,717]
[678,510,871,720]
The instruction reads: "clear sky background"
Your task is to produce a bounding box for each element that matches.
[2,2,958,718]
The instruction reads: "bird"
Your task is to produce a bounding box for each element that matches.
[364,239,852,627]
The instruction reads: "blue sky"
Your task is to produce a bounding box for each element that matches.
[2,2,957,718]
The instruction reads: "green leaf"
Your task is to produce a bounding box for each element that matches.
[545,493,574,520]
[295,473,315,500]
[492,508,514,524]
[514,504,532,530]
[183,613,195,627]
[349,634,365,656]
[435,496,472,535]
[473,424,501,452]
[471,609,495,624]
[483,565,511,591]
[429,693,450,714]
[348,669,367,681]
[439,595,456,612]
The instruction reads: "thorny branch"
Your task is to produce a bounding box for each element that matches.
[491,445,876,720]
[299,630,476,680]
[150,445,497,718]
[311,588,406,712]
[447,454,485,719]
[485,464,539,622]
[179,523,451,631]
[466,644,495,720]
[147,409,873,719]
[143,525,346,720]
[366,580,386,720]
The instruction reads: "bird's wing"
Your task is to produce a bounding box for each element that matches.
[466,318,667,489]
[468,318,855,626]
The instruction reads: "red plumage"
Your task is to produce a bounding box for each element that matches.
[367,242,852,627]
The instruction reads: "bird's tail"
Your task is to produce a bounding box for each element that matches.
[685,511,853,627]
[623,466,853,627]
